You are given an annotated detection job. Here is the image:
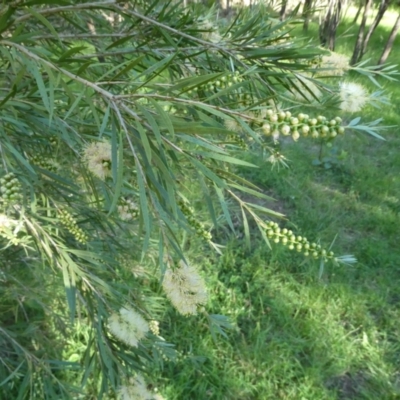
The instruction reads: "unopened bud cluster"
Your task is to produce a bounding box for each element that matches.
[30,155,58,173]
[0,173,22,204]
[266,221,335,261]
[49,136,58,147]
[178,200,212,241]
[31,371,44,400]
[188,72,243,95]
[149,320,160,336]
[228,134,247,150]
[261,110,344,141]
[58,209,88,244]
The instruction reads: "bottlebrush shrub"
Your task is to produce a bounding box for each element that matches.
[0,1,391,398]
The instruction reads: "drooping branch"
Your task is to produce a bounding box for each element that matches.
[13,1,117,24]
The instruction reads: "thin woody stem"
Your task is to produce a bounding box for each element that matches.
[1,40,115,100]
[13,1,117,24]
[116,93,258,121]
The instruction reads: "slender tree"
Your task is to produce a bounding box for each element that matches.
[378,12,400,64]
[361,0,392,58]
[303,0,314,31]
[353,0,364,23]
[280,0,289,21]
[350,0,374,65]
[319,0,344,50]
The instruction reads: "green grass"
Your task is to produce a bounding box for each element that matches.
[152,9,400,400]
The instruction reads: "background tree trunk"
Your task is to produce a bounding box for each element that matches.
[353,1,363,24]
[378,12,400,65]
[302,0,314,31]
[361,0,392,58]
[280,0,288,21]
[350,0,373,65]
[319,0,344,50]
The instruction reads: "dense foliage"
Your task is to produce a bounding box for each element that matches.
[0,1,395,398]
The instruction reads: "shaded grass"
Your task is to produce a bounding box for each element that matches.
[155,9,400,400]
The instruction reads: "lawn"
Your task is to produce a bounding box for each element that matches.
[152,7,400,400]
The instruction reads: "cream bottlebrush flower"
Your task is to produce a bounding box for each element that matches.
[267,151,288,169]
[339,82,368,113]
[0,214,15,230]
[162,260,207,316]
[200,20,222,43]
[152,395,166,400]
[224,118,242,133]
[118,375,154,400]
[82,140,112,180]
[118,198,139,221]
[109,307,149,347]
[317,52,349,76]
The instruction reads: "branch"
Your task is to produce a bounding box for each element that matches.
[116,93,258,122]
[74,46,207,60]
[110,4,251,71]
[1,40,115,101]
[31,33,130,40]
[13,1,117,24]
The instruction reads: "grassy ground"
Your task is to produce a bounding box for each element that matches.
[155,9,400,400]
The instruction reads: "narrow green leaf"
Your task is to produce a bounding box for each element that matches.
[135,54,175,82]
[138,105,162,145]
[177,134,227,153]
[214,184,234,232]
[106,34,138,50]
[206,80,246,101]
[58,45,88,62]
[136,161,151,254]
[167,72,223,93]
[0,361,24,387]
[257,220,271,249]
[108,118,124,215]
[247,202,285,218]
[348,117,361,126]
[100,103,111,137]
[86,90,101,129]
[195,103,231,120]
[134,120,152,164]
[174,124,232,136]
[28,61,50,114]
[237,117,262,144]
[0,7,15,34]
[194,151,258,167]
[148,98,175,137]
[198,173,217,228]
[0,85,17,109]
[215,168,264,191]
[241,207,250,249]
[109,55,146,81]
[228,182,273,200]
[24,1,69,5]
[42,63,55,124]
[189,157,226,188]
[25,8,59,39]
[63,90,85,121]
[61,259,76,323]
[3,140,36,175]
